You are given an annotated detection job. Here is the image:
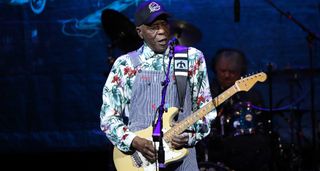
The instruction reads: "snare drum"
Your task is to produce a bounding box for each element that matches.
[211,101,265,138]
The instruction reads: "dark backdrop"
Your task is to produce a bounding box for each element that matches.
[0,0,319,170]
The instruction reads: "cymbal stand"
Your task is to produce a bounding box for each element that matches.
[104,40,120,77]
[267,63,274,135]
[107,43,116,65]
[288,77,303,148]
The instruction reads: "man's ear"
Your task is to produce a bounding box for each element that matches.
[136,26,143,39]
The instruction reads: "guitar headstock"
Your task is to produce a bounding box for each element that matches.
[235,72,267,92]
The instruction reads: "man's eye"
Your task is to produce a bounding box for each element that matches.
[150,25,158,30]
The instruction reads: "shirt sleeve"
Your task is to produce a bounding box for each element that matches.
[100,56,137,152]
[187,48,217,146]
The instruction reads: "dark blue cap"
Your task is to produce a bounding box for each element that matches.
[135,1,170,26]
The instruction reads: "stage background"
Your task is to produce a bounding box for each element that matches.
[0,0,319,170]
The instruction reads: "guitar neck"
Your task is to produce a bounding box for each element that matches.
[164,84,240,142]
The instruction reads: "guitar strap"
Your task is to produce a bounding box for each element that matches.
[173,45,189,112]
[128,50,141,69]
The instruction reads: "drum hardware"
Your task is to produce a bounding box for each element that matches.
[266,2,320,168]
[220,115,225,136]
[269,66,315,147]
[101,9,143,66]
[266,64,320,170]
[169,20,202,46]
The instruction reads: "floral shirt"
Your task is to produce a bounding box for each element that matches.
[100,44,216,152]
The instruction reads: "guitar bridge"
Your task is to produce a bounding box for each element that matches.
[131,151,143,167]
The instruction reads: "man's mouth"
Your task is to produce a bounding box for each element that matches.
[158,39,167,46]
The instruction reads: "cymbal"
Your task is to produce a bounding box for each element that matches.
[169,20,202,46]
[101,9,142,53]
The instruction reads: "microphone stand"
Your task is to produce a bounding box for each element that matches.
[152,42,175,170]
[265,0,320,169]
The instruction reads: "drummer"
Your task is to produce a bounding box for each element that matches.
[197,48,271,171]
[210,48,265,136]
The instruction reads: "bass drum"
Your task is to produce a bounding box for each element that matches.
[219,134,272,171]
[196,133,273,171]
[197,101,272,171]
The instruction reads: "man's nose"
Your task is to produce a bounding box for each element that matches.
[224,71,231,78]
[157,25,168,34]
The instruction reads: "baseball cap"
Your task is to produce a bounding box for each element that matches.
[135,1,170,26]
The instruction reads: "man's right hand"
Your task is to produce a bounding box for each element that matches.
[131,136,156,163]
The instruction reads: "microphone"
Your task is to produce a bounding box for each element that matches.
[234,0,240,22]
[168,37,178,46]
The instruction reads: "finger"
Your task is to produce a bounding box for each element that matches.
[145,141,156,153]
[140,145,155,161]
[173,134,189,143]
[171,140,180,148]
[170,121,177,127]
[144,150,156,162]
[145,146,156,155]
[171,135,189,148]
[171,137,184,148]
[143,141,156,161]
[181,133,189,142]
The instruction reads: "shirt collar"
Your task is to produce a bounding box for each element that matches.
[138,43,170,60]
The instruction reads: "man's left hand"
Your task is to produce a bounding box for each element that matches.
[171,132,189,149]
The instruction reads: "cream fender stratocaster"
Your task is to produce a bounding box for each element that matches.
[113,72,267,171]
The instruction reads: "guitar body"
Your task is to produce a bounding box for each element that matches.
[113,107,189,171]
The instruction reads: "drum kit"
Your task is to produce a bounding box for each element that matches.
[197,71,319,171]
[197,99,273,171]
[100,9,319,171]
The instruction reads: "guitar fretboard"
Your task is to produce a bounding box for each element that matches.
[163,84,240,142]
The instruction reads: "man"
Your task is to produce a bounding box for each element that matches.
[211,48,265,137]
[197,48,271,171]
[99,1,216,170]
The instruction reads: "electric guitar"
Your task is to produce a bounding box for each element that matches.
[113,72,267,171]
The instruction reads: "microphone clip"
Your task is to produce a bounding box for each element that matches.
[168,37,178,47]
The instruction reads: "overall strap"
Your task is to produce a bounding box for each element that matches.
[127,50,142,69]
[174,45,189,112]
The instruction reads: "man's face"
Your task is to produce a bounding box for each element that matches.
[215,57,242,90]
[136,19,170,53]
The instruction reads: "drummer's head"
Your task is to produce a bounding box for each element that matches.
[213,48,247,89]
[135,1,171,53]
